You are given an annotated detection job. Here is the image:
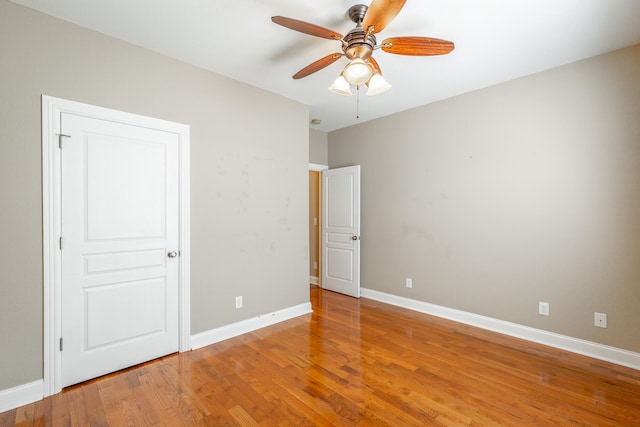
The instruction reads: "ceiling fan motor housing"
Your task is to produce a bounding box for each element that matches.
[343,29,376,60]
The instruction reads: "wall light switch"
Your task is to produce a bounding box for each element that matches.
[539,302,549,316]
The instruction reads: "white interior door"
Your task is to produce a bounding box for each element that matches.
[321,165,361,298]
[60,112,180,387]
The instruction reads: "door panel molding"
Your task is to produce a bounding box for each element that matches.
[42,95,191,396]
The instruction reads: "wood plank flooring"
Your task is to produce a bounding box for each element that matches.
[2,285,640,426]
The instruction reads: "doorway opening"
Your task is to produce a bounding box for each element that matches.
[309,164,328,288]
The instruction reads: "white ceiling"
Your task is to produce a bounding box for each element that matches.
[11,0,640,131]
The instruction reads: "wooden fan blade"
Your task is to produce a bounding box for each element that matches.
[271,16,342,40]
[367,56,382,75]
[293,53,344,79]
[381,37,455,56]
[362,0,407,34]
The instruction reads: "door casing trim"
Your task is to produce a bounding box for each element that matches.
[42,95,191,396]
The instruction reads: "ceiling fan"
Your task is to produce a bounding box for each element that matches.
[271,0,455,96]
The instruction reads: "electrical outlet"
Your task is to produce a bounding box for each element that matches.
[313,217,318,226]
[538,302,549,316]
[235,296,243,309]
[313,261,318,270]
[406,278,412,288]
[594,312,607,328]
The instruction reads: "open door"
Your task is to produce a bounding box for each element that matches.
[321,165,361,298]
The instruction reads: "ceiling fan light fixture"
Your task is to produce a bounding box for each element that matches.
[366,73,391,96]
[328,75,353,96]
[342,58,373,86]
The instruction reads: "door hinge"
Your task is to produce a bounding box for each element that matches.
[59,236,63,250]
[57,133,70,149]
[59,337,63,351]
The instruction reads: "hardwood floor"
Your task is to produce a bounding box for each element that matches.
[2,286,640,426]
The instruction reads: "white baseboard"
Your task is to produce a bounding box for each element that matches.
[0,380,43,414]
[361,288,640,371]
[190,302,313,350]
[310,276,319,285]
[6,291,635,414]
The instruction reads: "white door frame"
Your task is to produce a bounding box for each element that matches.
[308,163,328,172]
[42,95,191,396]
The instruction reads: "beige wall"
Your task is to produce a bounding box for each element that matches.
[0,0,309,391]
[309,129,328,165]
[329,45,640,353]
[308,171,320,278]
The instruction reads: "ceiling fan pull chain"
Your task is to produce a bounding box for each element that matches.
[356,84,360,119]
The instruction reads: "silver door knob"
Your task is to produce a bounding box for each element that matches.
[351,236,359,240]
[167,251,178,258]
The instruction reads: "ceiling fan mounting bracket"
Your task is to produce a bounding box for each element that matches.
[348,4,368,25]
